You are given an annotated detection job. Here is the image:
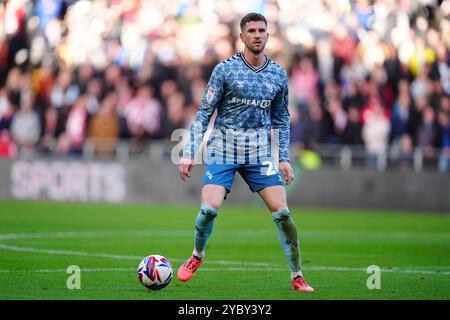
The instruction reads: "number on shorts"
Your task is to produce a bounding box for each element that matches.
[262,161,278,176]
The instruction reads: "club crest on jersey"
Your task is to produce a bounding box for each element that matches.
[206,87,216,103]
[264,82,274,93]
[236,80,244,89]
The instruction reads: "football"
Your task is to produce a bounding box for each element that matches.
[137,254,173,290]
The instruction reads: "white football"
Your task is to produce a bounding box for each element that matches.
[137,254,173,290]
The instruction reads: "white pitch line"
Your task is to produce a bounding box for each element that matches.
[0,243,449,276]
[0,230,195,240]
[0,243,272,266]
[0,266,449,275]
[0,267,288,273]
[0,230,289,240]
[0,229,448,241]
[0,243,143,260]
[305,266,450,275]
[0,268,135,273]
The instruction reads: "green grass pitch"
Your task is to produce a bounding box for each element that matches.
[0,200,449,300]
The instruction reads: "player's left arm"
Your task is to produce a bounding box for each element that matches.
[271,72,294,185]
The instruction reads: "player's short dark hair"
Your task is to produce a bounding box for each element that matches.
[240,13,267,31]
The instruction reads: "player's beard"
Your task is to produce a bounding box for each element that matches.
[246,41,266,55]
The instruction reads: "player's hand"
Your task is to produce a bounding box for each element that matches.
[279,161,294,185]
[178,157,194,182]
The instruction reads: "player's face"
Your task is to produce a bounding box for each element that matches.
[240,21,269,54]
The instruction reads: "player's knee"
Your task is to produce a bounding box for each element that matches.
[201,191,225,209]
[270,201,288,213]
[273,207,289,217]
[200,204,219,219]
[201,196,223,210]
[271,207,294,226]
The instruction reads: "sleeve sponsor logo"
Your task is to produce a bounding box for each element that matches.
[206,87,216,103]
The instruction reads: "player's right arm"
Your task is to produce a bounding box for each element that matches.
[179,63,225,181]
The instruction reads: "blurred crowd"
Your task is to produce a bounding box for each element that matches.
[0,0,449,170]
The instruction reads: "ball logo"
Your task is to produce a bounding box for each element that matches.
[145,256,162,282]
